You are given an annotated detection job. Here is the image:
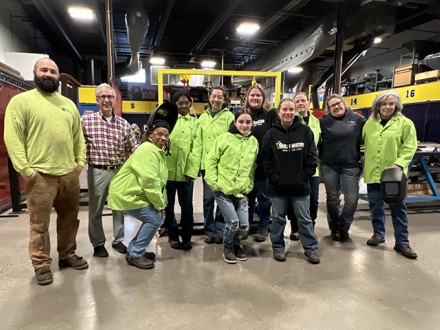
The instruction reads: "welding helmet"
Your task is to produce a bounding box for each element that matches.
[380,167,407,205]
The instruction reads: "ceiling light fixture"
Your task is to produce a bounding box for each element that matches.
[149,56,166,65]
[201,60,216,69]
[68,7,94,20]
[237,22,260,35]
[288,66,304,73]
[373,37,382,44]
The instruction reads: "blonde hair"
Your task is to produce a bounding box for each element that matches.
[244,83,272,112]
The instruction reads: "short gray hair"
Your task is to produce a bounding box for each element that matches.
[95,83,116,98]
[370,91,403,119]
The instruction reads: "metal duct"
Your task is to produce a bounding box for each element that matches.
[125,0,149,73]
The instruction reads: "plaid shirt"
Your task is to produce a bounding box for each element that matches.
[81,111,139,166]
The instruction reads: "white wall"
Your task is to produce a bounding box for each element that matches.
[0,0,52,75]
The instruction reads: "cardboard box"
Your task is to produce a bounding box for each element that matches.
[393,64,417,87]
[230,91,238,98]
[240,87,247,95]
[415,69,440,83]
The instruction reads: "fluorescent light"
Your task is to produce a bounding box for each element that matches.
[68,7,94,20]
[373,37,382,44]
[201,60,216,69]
[288,66,303,73]
[237,23,260,35]
[149,56,165,65]
[121,69,146,83]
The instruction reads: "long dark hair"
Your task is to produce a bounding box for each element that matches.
[208,85,229,110]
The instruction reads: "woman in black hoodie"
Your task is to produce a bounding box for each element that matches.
[243,83,278,242]
[261,98,320,264]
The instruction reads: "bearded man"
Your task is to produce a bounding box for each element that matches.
[4,57,88,285]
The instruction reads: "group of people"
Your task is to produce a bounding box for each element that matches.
[4,57,418,286]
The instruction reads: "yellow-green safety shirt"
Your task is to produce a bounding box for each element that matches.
[4,89,86,177]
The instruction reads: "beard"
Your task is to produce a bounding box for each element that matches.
[34,75,60,93]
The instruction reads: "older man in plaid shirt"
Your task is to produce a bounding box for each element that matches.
[81,83,139,258]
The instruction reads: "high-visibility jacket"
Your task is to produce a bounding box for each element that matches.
[198,108,234,170]
[108,141,168,211]
[362,115,417,184]
[205,131,258,197]
[166,114,202,181]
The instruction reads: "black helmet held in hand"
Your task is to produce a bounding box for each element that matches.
[380,167,407,205]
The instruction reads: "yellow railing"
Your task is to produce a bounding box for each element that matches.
[158,69,282,107]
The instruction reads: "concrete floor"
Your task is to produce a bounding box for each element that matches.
[0,177,439,329]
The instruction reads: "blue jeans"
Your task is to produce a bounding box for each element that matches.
[203,178,224,236]
[320,163,360,233]
[164,181,194,243]
[126,205,164,258]
[367,183,409,244]
[290,176,320,231]
[213,191,249,248]
[247,176,271,229]
[271,195,318,254]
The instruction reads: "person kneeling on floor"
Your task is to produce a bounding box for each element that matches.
[108,103,177,269]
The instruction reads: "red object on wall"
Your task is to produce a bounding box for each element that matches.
[0,82,26,212]
[112,81,122,117]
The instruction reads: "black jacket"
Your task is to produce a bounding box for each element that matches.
[249,107,278,178]
[261,116,317,197]
[318,109,366,165]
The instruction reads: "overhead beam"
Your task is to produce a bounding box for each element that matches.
[153,0,175,49]
[31,0,82,61]
[190,0,243,54]
[259,0,309,36]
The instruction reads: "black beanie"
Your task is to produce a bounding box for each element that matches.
[151,119,170,131]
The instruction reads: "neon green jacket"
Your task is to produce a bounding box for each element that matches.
[205,131,259,197]
[198,108,235,170]
[166,114,202,181]
[4,89,86,177]
[362,115,417,184]
[297,112,321,177]
[108,141,168,211]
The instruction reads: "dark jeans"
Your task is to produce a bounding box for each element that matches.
[202,178,225,236]
[367,183,409,244]
[164,181,194,243]
[320,163,360,233]
[247,175,271,229]
[290,176,319,233]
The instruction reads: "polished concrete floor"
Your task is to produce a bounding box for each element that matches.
[0,177,439,329]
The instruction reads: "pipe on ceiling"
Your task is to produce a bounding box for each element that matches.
[31,0,83,61]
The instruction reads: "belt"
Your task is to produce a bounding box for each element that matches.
[90,164,122,170]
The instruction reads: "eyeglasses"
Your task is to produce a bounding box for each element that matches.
[97,94,115,100]
[176,101,191,107]
[329,101,343,109]
[153,131,169,139]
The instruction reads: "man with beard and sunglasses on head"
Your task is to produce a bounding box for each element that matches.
[4,58,88,286]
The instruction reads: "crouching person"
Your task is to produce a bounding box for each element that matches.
[108,120,171,269]
[205,109,258,264]
[261,98,320,264]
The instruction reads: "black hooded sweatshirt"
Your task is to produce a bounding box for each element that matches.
[249,107,279,178]
[261,116,317,197]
